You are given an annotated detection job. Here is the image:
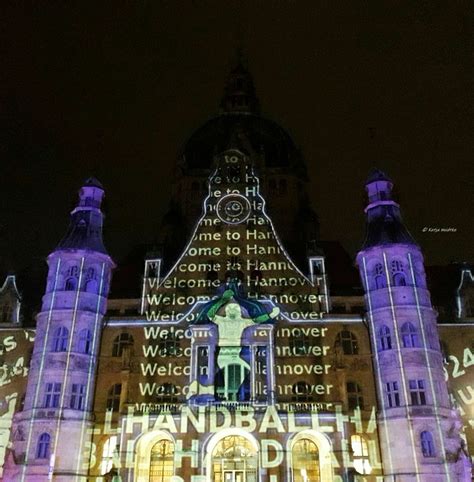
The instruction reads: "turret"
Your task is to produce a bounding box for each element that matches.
[356,170,471,482]
[5,178,114,482]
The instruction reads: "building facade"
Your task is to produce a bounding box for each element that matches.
[0,64,473,481]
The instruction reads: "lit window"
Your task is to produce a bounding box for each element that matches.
[379,325,392,351]
[212,435,257,482]
[52,326,69,352]
[351,435,372,474]
[100,435,118,475]
[347,382,364,410]
[36,433,51,459]
[44,382,61,408]
[106,384,122,412]
[391,260,407,286]
[77,329,93,354]
[386,381,400,407]
[150,439,175,481]
[291,438,320,482]
[409,379,426,406]
[420,431,435,457]
[70,383,86,410]
[112,333,133,357]
[401,322,420,348]
[336,330,358,355]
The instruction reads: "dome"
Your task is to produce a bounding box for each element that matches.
[182,113,304,169]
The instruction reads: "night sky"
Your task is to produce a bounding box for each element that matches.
[1,1,473,280]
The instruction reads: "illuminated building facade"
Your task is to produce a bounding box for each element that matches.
[0,64,473,481]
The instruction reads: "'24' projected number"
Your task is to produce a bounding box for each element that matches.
[444,347,474,380]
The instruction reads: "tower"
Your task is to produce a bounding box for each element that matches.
[356,169,471,481]
[4,178,114,481]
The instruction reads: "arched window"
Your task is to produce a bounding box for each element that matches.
[100,435,118,475]
[150,439,175,482]
[106,384,122,412]
[335,330,358,355]
[351,435,371,474]
[52,326,69,352]
[84,267,98,293]
[36,433,51,459]
[420,431,435,457]
[212,435,257,482]
[291,438,320,482]
[292,381,312,402]
[65,265,79,291]
[373,263,386,290]
[157,383,177,404]
[347,382,364,410]
[379,325,392,351]
[77,328,93,354]
[391,259,407,286]
[401,322,420,348]
[112,333,134,357]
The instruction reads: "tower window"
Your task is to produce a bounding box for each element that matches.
[36,433,51,459]
[347,382,364,410]
[112,333,134,357]
[378,325,392,351]
[409,379,426,406]
[335,330,359,355]
[420,431,435,457]
[44,382,61,408]
[373,263,386,290]
[65,265,79,291]
[77,328,93,354]
[70,383,86,410]
[401,322,420,348]
[391,260,407,286]
[386,381,400,407]
[52,326,69,352]
[106,384,122,412]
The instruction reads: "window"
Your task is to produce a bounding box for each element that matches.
[65,266,79,291]
[386,381,400,407]
[197,346,209,378]
[36,433,51,459]
[112,333,133,357]
[409,379,426,406]
[215,363,250,402]
[347,382,364,410]
[150,439,175,482]
[70,383,86,410]
[291,438,320,482]
[44,383,61,408]
[290,331,310,356]
[379,325,392,351]
[391,259,407,286]
[106,384,122,412]
[159,335,181,356]
[351,435,371,474]
[84,267,98,293]
[100,435,118,475]
[1,303,13,323]
[157,383,177,404]
[212,435,257,482]
[401,322,420,348]
[77,329,93,354]
[420,431,435,457]
[52,326,69,352]
[373,263,386,290]
[336,330,358,355]
[292,381,312,402]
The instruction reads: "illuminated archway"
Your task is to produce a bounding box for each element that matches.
[134,431,175,482]
[205,430,258,482]
[287,431,333,482]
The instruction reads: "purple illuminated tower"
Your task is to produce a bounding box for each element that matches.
[356,170,471,481]
[4,179,114,481]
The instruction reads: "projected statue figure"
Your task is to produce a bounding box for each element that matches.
[187,281,278,402]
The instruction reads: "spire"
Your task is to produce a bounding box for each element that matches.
[361,169,417,249]
[220,53,260,114]
[56,177,109,254]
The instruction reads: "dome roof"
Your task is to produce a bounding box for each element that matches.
[182,113,303,170]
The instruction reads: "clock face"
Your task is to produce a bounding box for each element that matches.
[216,194,251,224]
